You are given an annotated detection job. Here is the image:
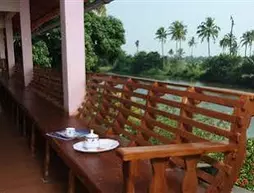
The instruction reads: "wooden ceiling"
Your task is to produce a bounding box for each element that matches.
[12,0,110,32]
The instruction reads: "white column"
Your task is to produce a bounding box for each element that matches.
[0,29,6,59]
[60,0,86,115]
[5,15,15,76]
[20,0,33,86]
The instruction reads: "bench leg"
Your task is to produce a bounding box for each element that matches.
[43,140,50,182]
[30,123,36,157]
[68,170,75,193]
[11,101,15,121]
[23,114,27,137]
[16,105,19,131]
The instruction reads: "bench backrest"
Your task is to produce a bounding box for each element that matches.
[0,59,7,72]
[77,73,254,192]
[28,66,63,108]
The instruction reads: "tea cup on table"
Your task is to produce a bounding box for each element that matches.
[83,130,100,149]
[65,127,76,138]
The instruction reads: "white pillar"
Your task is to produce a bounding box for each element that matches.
[0,29,6,59]
[20,0,33,86]
[60,0,86,115]
[5,15,15,76]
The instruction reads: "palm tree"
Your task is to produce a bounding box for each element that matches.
[229,16,235,55]
[231,40,238,56]
[188,37,197,56]
[249,30,254,56]
[241,32,250,57]
[220,33,237,54]
[168,49,174,56]
[155,27,167,57]
[176,48,185,59]
[135,40,139,53]
[168,21,187,53]
[219,36,229,54]
[197,17,220,57]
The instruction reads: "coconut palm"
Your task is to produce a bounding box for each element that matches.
[231,40,238,56]
[241,32,250,57]
[219,36,229,54]
[188,37,197,56]
[168,21,187,53]
[168,49,174,56]
[241,31,254,57]
[135,40,139,53]
[249,30,254,56]
[197,17,220,57]
[155,27,167,57]
[229,16,235,55]
[176,48,185,59]
[220,33,237,54]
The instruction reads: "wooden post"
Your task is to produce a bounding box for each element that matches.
[182,155,200,193]
[123,161,136,193]
[149,158,168,193]
[178,86,196,143]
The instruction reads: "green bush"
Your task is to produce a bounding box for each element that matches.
[235,138,254,191]
[32,40,52,67]
[200,54,243,84]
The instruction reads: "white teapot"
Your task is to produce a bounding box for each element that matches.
[83,130,99,149]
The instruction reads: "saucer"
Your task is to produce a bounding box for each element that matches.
[73,139,119,153]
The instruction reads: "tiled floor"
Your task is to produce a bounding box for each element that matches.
[0,110,66,193]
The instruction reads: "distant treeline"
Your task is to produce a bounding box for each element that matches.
[110,51,254,88]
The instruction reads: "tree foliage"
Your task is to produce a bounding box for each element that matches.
[219,33,238,55]
[28,11,125,71]
[188,37,197,56]
[197,17,220,56]
[32,40,52,67]
[86,12,125,69]
[168,21,187,52]
[155,27,167,57]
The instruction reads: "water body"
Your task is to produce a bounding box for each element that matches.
[166,79,254,138]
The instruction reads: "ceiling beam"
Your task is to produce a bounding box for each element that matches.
[31,0,114,32]
[0,0,20,12]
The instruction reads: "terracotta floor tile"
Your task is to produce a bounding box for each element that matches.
[0,112,66,193]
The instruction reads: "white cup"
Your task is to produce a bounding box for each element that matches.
[65,127,76,137]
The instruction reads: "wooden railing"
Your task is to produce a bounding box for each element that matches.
[78,73,254,192]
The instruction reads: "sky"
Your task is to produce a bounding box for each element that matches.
[106,0,254,57]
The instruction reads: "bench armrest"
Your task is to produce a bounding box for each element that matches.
[117,142,236,161]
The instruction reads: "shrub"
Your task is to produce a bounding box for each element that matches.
[235,138,254,191]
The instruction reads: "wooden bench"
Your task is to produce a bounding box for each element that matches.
[75,74,254,193]
[0,74,86,182]
[0,59,7,73]
[1,71,254,193]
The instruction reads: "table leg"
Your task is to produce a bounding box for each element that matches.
[23,114,27,137]
[16,105,19,130]
[43,140,50,182]
[30,123,36,157]
[68,170,75,193]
